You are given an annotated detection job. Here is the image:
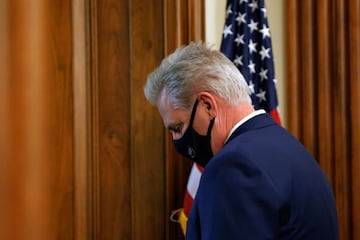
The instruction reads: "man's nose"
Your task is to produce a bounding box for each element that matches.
[171,132,182,140]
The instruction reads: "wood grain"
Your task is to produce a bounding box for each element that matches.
[130,0,165,239]
[0,0,205,239]
[72,0,93,239]
[349,0,360,238]
[286,0,360,239]
[332,0,351,238]
[1,0,74,239]
[96,0,132,238]
[300,0,316,155]
[316,0,334,186]
[285,0,301,139]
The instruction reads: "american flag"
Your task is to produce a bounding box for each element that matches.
[220,0,281,124]
[180,0,281,234]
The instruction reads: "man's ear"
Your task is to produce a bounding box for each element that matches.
[205,101,211,110]
[198,92,217,117]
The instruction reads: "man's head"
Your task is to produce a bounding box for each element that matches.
[144,42,254,164]
[144,42,251,110]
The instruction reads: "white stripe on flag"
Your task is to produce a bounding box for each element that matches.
[186,164,202,199]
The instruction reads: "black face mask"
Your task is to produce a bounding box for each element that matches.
[173,100,215,167]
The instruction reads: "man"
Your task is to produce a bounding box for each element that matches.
[143,42,339,239]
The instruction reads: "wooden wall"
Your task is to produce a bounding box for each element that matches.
[0,0,204,239]
[286,0,360,239]
[0,0,74,239]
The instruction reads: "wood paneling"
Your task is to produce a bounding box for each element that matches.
[286,0,360,239]
[285,0,300,138]
[74,0,203,239]
[130,0,165,239]
[0,0,74,239]
[316,0,334,185]
[300,0,316,155]
[72,0,93,239]
[95,0,132,238]
[0,7,9,238]
[0,0,204,239]
[0,0,8,234]
[46,1,75,239]
[349,1,360,239]
[332,1,351,238]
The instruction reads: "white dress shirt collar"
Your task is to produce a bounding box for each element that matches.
[224,109,266,143]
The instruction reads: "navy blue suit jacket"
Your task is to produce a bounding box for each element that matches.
[186,114,339,240]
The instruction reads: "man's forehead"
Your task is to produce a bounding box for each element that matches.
[159,103,182,128]
[157,93,171,120]
[157,94,188,128]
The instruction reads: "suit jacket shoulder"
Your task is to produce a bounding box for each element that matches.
[186,114,339,240]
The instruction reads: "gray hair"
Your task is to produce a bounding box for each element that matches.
[144,42,251,110]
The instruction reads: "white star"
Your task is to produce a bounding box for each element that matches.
[273,78,278,84]
[260,25,271,39]
[226,4,233,18]
[240,0,248,4]
[234,34,244,46]
[248,80,255,94]
[261,8,267,18]
[256,89,267,102]
[249,0,259,12]
[248,60,256,73]
[223,24,233,38]
[236,12,247,25]
[259,68,268,81]
[259,46,271,60]
[248,19,258,33]
[248,39,257,54]
[234,55,243,66]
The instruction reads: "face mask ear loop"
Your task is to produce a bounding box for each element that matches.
[188,99,199,126]
[206,117,215,137]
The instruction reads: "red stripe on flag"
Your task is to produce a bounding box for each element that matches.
[269,108,282,125]
[195,163,204,172]
[183,191,193,217]
[183,163,203,216]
